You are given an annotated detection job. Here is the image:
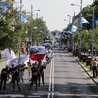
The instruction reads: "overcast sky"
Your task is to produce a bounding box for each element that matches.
[14,0,93,31]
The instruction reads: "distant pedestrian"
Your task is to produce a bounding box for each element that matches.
[0,65,9,92]
[26,44,29,54]
[88,48,91,56]
[90,58,98,78]
[27,62,32,79]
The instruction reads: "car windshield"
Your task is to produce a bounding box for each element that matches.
[42,43,51,50]
[29,46,38,55]
[29,46,45,55]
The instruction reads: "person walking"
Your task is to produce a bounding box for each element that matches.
[0,65,9,92]
[11,65,21,91]
[19,64,25,82]
[29,63,38,91]
[38,63,45,86]
[90,58,98,78]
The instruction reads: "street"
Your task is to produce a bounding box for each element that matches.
[0,0,98,98]
[0,47,98,98]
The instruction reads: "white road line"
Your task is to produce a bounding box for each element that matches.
[48,53,54,98]
[28,96,41,97]
[52,53,54,98]
[47,93,51,98]
[48,58,53,98]
[52,55,54,92]
[52,93,54,98]
[49,59,52,91]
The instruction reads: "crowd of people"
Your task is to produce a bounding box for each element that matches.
[0,61,45,93]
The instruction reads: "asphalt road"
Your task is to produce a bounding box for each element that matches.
[0,47,98,98]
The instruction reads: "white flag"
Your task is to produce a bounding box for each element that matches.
[1,48,16,60]
[80,17,89,24]
[71,25,78,33]
[7,55,29,66]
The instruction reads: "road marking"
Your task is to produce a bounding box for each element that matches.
[48,58,52,91]
[28,96,41,97]
[47,57,53,98]
[48,93,51,98]
[48,53,54,98]
[52,93,54,98]
[52,55,54,98]
[52,56,54,92]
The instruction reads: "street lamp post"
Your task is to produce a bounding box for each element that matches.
[19,0,22,57]
[71,0,82,54]
[29,5,40,46]
[19,0,22,23]
[30,5,33,46]
[92,0,95,60]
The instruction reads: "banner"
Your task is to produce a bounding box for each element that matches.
[71,25,78,33]
[80,17,89,24]
[1,48,16,60]
[0,2,11,12]
[66,31,72,34]
[21,14,29,24]
[7,55,29,66]
[94,18,98,24]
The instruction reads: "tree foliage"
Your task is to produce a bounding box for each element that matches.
[69,1,98,51]
[0,1,49,52]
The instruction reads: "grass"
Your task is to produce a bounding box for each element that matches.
[81,61,93,75]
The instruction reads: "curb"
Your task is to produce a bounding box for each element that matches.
[76,59,98,85]
[69,52,98,85]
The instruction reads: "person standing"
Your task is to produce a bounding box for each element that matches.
[91,58,98,78]
[88,48,91,56]
[0,65,9,92]
[27,62,32,79]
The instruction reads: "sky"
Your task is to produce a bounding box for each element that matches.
[14,0,93,31]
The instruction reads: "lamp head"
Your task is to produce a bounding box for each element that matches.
[71,4,75,6]
[37,9,40,11]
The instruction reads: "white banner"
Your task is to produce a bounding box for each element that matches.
[7,55,29,66]
[1,48,16,60]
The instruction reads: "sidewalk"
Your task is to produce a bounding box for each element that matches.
[69,53,98,86]
[0,61,7,72]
